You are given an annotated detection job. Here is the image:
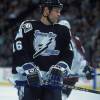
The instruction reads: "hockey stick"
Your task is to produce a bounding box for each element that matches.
[14,80,100,94]
[33,38,52,59]
[66,73,100,78]
[63,84,100,94]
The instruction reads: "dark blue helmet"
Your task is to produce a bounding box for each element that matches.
[40,0,63,9]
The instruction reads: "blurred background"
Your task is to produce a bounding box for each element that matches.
[0,0,100,97]
[0,0,100,67]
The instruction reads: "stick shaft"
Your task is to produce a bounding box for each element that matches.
[66,73,100,78]
[63,84,100,94]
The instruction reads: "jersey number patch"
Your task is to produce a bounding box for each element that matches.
[13,41,23,52]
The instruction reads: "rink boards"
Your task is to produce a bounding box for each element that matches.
[0,67,100,90]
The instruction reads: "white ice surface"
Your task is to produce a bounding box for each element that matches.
[0,86,100,100]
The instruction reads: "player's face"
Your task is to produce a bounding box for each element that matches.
[49,7,61,24]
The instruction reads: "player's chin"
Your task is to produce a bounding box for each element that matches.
[53,19,58,24]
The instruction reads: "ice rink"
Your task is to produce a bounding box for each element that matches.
[0,86,100,100]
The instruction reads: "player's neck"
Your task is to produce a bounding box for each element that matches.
[40,16,51,25]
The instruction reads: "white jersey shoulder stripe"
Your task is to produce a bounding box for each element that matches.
[15,20,36,40]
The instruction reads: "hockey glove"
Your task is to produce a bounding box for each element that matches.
[83,65,94,80]
[22,63,43,87]
[46,65,63,87]
[56,61,73,77]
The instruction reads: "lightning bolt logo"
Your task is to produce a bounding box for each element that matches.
[33,38,52,59]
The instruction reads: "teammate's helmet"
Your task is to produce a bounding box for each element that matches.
[40,0,63,9]
[59,20,71,29]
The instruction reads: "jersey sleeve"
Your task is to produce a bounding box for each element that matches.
[12,21,33,73]
[58,27,73,69]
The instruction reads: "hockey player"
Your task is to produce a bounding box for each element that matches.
[12,0,73,100]
[59,20,94,100]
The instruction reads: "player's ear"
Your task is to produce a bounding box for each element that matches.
[43,7,49,17]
